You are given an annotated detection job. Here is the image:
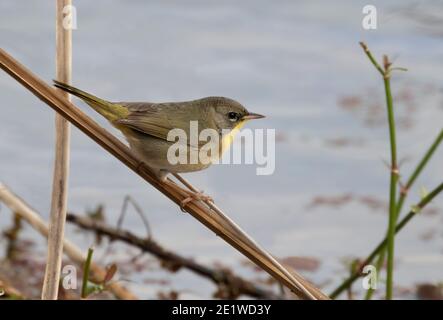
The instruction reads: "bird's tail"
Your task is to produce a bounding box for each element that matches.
[53,80,129,122]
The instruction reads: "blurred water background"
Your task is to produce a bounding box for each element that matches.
[1,0,442,299]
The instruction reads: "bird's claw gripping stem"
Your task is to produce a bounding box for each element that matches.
[180,190,214,212]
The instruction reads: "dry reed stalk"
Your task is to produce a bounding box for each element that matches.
[41,0,72,299]
[0,183,137,300]
[0,48,328,300]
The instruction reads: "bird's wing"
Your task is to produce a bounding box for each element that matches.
[116,102,175,141]
[115,102,210,147]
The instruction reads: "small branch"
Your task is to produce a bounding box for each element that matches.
[404,129,443,193]
[117,195,152,240]
[42,0,72,300]
[394,129,443,225]
[0,183,137,300]
[67,213,282,299]
[330,181,443,298]
[390,67,408,72]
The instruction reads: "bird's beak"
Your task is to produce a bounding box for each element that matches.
[242,112,265,120]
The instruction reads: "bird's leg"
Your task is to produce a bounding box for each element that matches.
[179,190,214,212]
[157,169,170,182]
[171,173,214,212]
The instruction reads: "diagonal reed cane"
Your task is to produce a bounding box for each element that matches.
[0,48,328,300]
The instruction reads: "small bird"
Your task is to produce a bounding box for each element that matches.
[53,81,265,183]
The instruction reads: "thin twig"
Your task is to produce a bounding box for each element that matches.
[42,0,72,300]
[67,213,282,299]
[117,195,152,240]
[0,48,327,299]
[0,183,137,300]
[401,129,443,196]
[101,196,153,262]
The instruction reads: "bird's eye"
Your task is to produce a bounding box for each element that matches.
[228,112,239,122]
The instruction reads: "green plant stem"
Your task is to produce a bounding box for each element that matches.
[365,129,443,299]
[359,42,399,298]
[359,42,384,75]
[364,247,383,299]
[383,73,398,300]
[395,129,443,220]
[362,43,399,299]
[330,182,443,299]
[81,247,94,299]
[403,129,443,191]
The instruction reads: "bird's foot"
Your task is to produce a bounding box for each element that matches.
[180,190,213,212]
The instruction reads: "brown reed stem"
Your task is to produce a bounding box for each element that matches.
[41,0,72,300]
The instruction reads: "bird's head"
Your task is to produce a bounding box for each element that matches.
[205,97,265,131]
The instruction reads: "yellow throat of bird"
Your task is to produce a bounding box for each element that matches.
[219,120,247,158]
